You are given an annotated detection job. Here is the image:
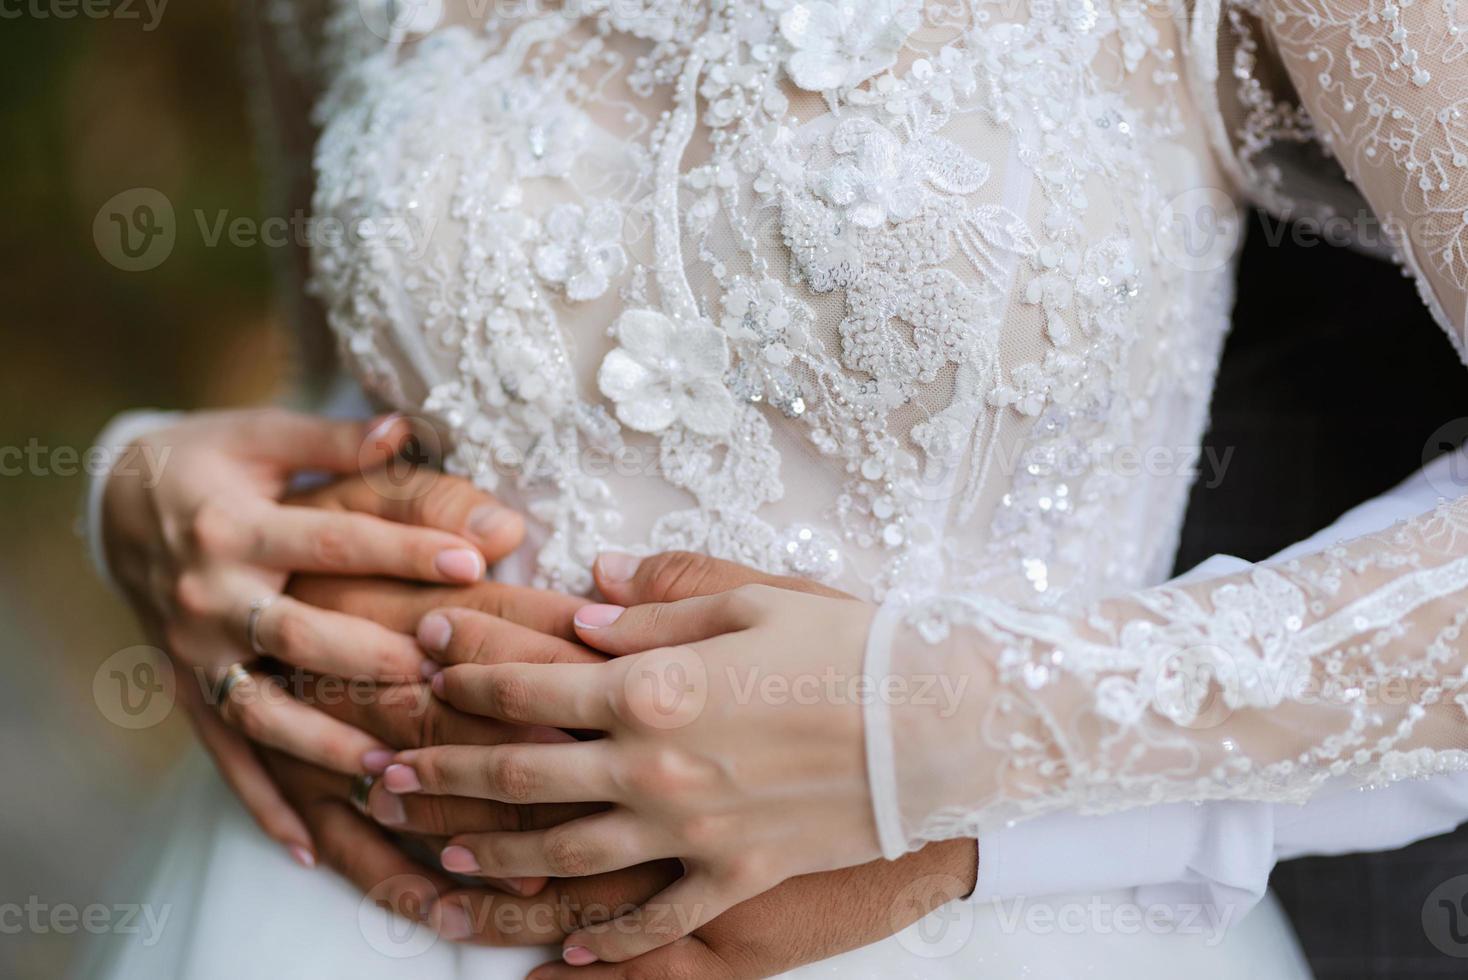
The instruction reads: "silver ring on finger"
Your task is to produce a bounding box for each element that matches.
[350,773,377,817]
[247,595,277,656]
[214,662,253,712]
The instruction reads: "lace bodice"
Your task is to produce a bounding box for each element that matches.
[255,1,1468,854]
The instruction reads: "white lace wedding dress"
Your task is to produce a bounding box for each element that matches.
[85,0,1468,975]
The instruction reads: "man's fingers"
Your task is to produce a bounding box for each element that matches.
[290,463,526,564]
[593,551,848,605]
[571,588,763,657]
[307,799,452,927]
[289,576,584,641]
[299,677,518,752]
[418,607,605,668]
[429,859,680,946]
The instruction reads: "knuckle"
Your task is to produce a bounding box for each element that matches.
[490,750,537,803]
[642,551,716,601]
[414,475,467,528]
[188,503,240,556]
[543,829,597,877]
[625,748,695,798]
[412,694,443,749]
[489,673,534,721]
[724,852,772,890]
[308,525,354,569]
[171,572,212,618]
[725,583,774,619]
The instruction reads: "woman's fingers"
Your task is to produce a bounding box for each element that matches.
[236,503,486,583]
[571,587,768,657]
[386,742,616,804]
[251,595,429,680]
[231,408,411,473]
[442,811,653,880]
[417,608,605,668]
[433,662,618,729]
[563,873,742,964]
[179,680,315,867]
[220,673,390,774]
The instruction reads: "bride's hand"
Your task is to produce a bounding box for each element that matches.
[388,578,884,963]
[101,408,525,859]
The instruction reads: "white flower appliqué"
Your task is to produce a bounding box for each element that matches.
[534,203,628,302]
[778,0,922,92]
[597,309,738,436]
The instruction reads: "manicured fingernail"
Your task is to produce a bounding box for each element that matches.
[431,672,446,697]
[289,845,316,869]
[595,552,641,583]
[420,660,442,679]
[434,548,484,582]
[383,764,422,793]
[574,603,625,629]
[365,412,404,442]
[468,504,518,540]
[362,749,394,774]
[372,790,406,826]
[496,878,528,896]
[436,902,471,941]
[563,945,598,966]
[440,845,481,874]
[418,612,452,652]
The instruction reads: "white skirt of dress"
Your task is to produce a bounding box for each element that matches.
[77,753,1312,980]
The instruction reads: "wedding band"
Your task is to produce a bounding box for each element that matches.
[247,595,276,656]
[350,774,377,817]
[214,662,252,709]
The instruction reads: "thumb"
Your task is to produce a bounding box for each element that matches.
[593,550,848,604]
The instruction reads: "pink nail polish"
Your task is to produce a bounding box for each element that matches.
[436,902,471,941]
[574,603,625,629]
[289,846,316,869]
[431,672,446,697]
[418,612,452,652]
[420,660,442,680]
[440,845,481,874]
[383,763,422,793]
[434,548,483,582]
[595,552,640,583]
[365,412,404,443]
[362,749,394,774]
[373,791,407,826]
[562,945,598,966]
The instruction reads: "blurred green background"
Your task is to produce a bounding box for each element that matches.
[0,3,289,975]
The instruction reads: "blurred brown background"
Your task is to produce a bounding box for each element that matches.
[0,3,289,976]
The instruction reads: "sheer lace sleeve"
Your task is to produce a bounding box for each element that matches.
[1189,0,1468,350]
[868,480,1468,857]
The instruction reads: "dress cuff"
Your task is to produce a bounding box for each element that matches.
[81,410,182,595]
[862,597,908,861]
